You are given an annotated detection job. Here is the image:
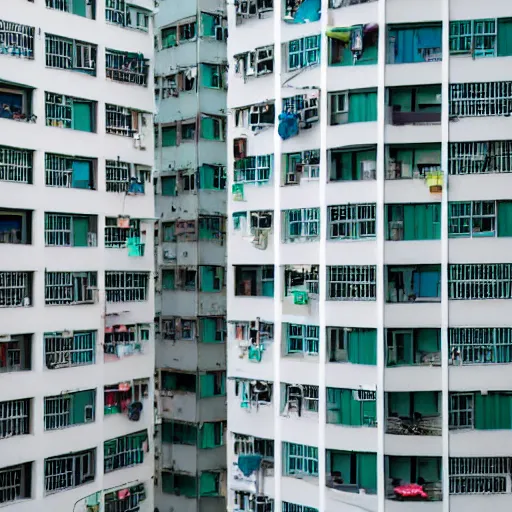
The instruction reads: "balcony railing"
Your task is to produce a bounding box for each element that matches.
[386,415,442,436]
[391,111,441,125]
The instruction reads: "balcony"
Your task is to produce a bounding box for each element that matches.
[0,80,35,123]
[0,208,31,244]
[0,334,31,373]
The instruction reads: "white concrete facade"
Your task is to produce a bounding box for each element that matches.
[227,1,512,512]
[0,1,155,511]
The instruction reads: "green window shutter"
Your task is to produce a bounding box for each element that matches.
[72,0,87,16]
[199,165,215,189]
[339,151,353,180]
[71,390,95,424]
[201,13,216,37]
[498,201,512,237]
[162,373,177,390]
[355,150,376,179]
[71,160,91,189]
[200,117,216,140]
[72,216,89,247]
[418,457,441,483]
[416,329,440,353]
[162,421,172,443]
[498,19,512,57]
[474,392,512,430]
[162,473,174,494]
[72,101,93,132]
[357,453,377,491]
[200,374,215,398]
[200,423,219,448]
[161,27,177,48]
[262,280,274,296]
[201,318,218,343]
[161,176,176,196]
[348,91,377,123]
[331,452,351,480]
[201,64,214,87]
[413,391,439,416]
[162,270,175,290]
[200,266,215,292]
[362,399,376,426]
[389,393,410,417]
[199,472,218,496]
[389,456,412,483]
[348,329,377,365]
[162,126,177,146]
[327,388,342,424]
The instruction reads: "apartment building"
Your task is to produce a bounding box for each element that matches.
[226,0,512,512]
[153,0,228,510]
[0,1,155,511]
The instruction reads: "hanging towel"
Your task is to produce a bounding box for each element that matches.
[237,454,263,476]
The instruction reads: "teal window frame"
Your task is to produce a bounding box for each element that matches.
[449,327,512,364]
[283,503,318,512]
[234,155,273,185]
[329,204,376,240]
[448,201,496,237]
[286,323,319,355]
[288,35,321,70]
[161,420,197,445]
[450,19,497,57]
[283,442,319,476]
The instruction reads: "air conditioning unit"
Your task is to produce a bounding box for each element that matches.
[286,172,298,184]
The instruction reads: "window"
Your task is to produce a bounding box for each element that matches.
[0,463,32,504]
[45,153,94,189]
[0,272,32,307]
[182,122,196,141]
[104,484,146,512]
[162,126,177,146]
[283,442,318,476]
[450,19,497,57]
[449,141,512,175]
[45,271,96,305]
[201,63,225,88]
[180,22,197,41]
[104,430,148,473]
[329,204,376,240]
[104,323,148,357]
[45,35,96,75]
[233,434,275,458]
[386,204,441,241]
[286,324,319,355]
[161,420,197,445]
[161,176,177,195]
[283,208,320,241]
[287,149,320,181]
[282,503,318,512]
[388,24,442,63]
[449,393,474,429]
[105,103,136,136]
[162,222,176,242]
[106,49,149,86]
[105,271,149,302]
[284,265,319,296]
[0,399,30,439]
[44,390,95,430]
[448,263,512,300]
[449,201,495,237]
[45,449,96,494]
[161,371,197,393]
[0,334,31,373]
[200,371,226,398]
[449,457,511,495]
[330,146,377,181]
[199,165,226,190]
[45,92,94,132]
[105,217,140,248]
[449,328,512,365]
[387,265,441,302]
[329,23,378,66]
[105,1,149,30]
[199,317,225,343]
[234,155,272,184]
[200,12,221,37]
[161,26,177,48]
[328,265,376,300]
[0,145,32,184]
[44,331,96,369]
[199,421,225,448]
[200,115,225,141]
[162,472,197,497]
[0,19,34,59]
[327,388,377,426]
[44,213,96,247]
[288,35,321,70]
[235,265,274,297]
[46,0,95,19]
[386,328,440,366]
[328,327,377,365]
[450,81,512,118]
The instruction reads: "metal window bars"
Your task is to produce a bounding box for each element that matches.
[0,146,32,183]
[105,271,149,302]
[106,159,130,192]
[104,432,146,473]
[448,201,496,237]
[0,272,30,307]
[0,19,34,59]
[449,141,512,175]
[106,104,133,136]
[287,324,319,354]
[44,331,96,369]
[44,396,71,430]
[45,0,71,12]
[45,153,74,187]
[45,92,72,128]
[44,449,95,493]
[282,503,318,512]
[45,271,97,305]
[449,19,497,57]
[45,34,96,73]
[328,265,377,300]
[449,82,512,118]
[106,50,148,86]
[0,399,30,439]
[449,457,512,495]
[448,263,512,300]
[105,217,140,248]
[328,204,376,239]
[45,214,72,246]
[104,484,146,512]
[104,324,147,355]
[288,36,321,70]
[285,443,319,476]
[449,327,512,364]
[0,465,25,504]
[449,393,474,429]
[303,385,319,412]
[285,208,320,241]
[106,0,128,26]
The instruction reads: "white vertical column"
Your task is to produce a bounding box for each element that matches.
[273,2,283,510]
[318,0,329,510]
[440,0,450,509]
[376,0,387,510]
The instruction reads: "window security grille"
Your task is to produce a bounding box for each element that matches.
[106,104,133,136]
[104,324,149,354]
[449,328,512,364]
[284,208,320,241]
[45,272,96,305]
[302,385,319,412]
[449,82,512,118]
[106,0,128,26]
[46,0,72,12]
[0,19,34,58]
[45,153,72,187]
[0,272,30,307]
[449,457,511,495]
[44,331,96,369]
[448,264,512,300]
[448,201,496,237]
[449,141,512,175]
[288,36,321,70]
[449,393,474,429]
[449,19,497,57]
[45,449,95,493]
[0,146,32,183]
[328,204,376,240]
[104,484,146,512]
[287,324,319,354]
[106,50,148,86]
[44,396,71,430]
[282,503,318,512]
[0,464,27,504]
[328,265,376,300]
[45,92,73,128]
[105,218,140,248]
[45,34,96,72]
[45,214,72,246]
[105,159,130,192]
[105,271,149,302]
[234,155,272,184]
[0,399,30,439]
[104,432,146,472]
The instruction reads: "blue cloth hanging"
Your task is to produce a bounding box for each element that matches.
[278,112,300,140]
[237,454,263,476]
[291,0,320,23]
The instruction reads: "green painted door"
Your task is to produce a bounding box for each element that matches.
[73,217,89,247]
[72,0,87,17]
[72,101,93,132]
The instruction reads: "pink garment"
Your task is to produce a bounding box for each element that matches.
[117,488,130,499]
[394,483,428,499]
